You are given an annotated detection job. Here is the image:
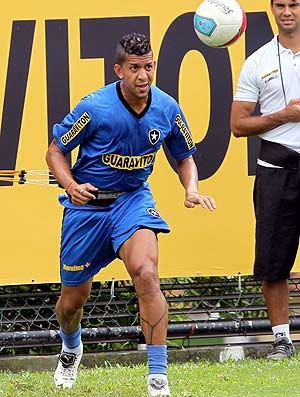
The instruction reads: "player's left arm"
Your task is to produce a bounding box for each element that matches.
[176,155,216,211]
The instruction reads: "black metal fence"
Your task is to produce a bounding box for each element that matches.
[1,275,300,355]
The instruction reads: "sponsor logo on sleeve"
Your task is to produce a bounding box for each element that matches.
[60,112,91,145]
[175,114,195,150]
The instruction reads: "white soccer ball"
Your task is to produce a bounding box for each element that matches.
[193,0,247,48]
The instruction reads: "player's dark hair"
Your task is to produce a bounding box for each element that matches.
[115,33,152,65]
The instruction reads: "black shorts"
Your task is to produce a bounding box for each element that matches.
[253,165,300,281]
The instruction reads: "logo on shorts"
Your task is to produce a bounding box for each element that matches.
[148,129,160,145]
[147,208,161,218]
[63,264,84,272]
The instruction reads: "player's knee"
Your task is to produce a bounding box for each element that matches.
[56,294,86,317]
[131,262,158,282]
[131,265,160,298]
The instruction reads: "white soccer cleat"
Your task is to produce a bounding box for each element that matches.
[148,377,171,396]
[54,342,83,389]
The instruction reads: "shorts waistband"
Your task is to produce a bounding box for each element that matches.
[95,190,125,200]
[87,184,143,207]
[259,139,300,169]
[88,190,125,207]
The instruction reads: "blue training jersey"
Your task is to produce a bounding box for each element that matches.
[53,81,196,191]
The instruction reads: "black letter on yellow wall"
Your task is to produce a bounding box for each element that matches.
[245,12,273,176]
[0,21,35,185]
[157,13,232,180]
[45,20,71,151]
[80,17,150,84]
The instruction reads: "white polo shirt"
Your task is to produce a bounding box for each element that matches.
[234,35,300,156]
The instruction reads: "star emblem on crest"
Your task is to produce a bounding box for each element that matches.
[148,129,161,145]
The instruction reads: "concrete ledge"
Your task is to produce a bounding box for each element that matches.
[0,343,281,373]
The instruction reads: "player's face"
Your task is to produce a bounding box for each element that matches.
[114,52,156,102]
[272,0,300,33]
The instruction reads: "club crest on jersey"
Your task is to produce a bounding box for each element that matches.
[148,129,160,145]
[147,208,161,218]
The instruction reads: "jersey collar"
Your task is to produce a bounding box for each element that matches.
[116,81,152,119]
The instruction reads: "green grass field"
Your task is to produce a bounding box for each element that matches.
[1,357,300,397]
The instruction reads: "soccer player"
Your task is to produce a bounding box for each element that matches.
[46,32,216,396]
[231,0,300,360]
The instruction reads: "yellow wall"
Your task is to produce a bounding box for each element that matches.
[1,0,291,285]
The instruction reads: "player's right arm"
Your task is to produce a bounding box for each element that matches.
[46,139,97,205]
[230,99,300,138]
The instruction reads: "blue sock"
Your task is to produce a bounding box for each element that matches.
[60,326,81,349]
[147,345,167,375]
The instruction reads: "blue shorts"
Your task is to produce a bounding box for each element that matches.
[58,183,170,286]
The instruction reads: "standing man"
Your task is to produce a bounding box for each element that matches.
[231,0,300,359]
[46,32,216,395]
